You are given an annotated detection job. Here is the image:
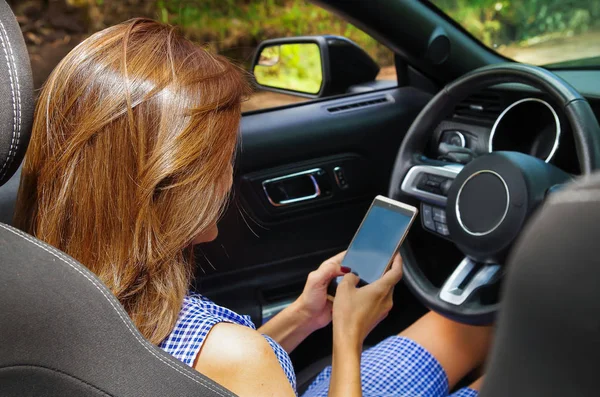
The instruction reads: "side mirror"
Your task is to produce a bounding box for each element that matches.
[251,35,380,98]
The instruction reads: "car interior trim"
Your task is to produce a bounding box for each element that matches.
[325,94,392,114]
[261,298,296,325]
[262,168,323,207]
[439,257,501,305]
[488,97,561,163]
[448,130,466,148]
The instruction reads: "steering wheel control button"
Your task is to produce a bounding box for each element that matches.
[440,179,453,196]
[333,166,349,189]
[422,204,451,237]
[456,170,509,236]
[421,204,436,231]
[427,174,446,183]
[400,164,463,207]
[432,207,447,223]
[435,222,449,236]
[417,174,452,196]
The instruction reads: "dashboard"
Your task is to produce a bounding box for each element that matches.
[430,86,584,175]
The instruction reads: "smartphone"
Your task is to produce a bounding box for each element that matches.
[327,195,418,297]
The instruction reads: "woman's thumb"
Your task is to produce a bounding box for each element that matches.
[340,272,360,288]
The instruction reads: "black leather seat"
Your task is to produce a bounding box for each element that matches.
[0,164,22,224]
[0,2,235,395]
[480,173,600,397]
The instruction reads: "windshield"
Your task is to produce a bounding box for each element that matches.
[429,0,600,68]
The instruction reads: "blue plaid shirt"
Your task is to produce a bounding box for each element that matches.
[160,294,477,397]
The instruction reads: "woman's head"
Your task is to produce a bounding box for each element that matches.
[14,19,250,344]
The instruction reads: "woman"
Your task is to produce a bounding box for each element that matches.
[14,19,491,397]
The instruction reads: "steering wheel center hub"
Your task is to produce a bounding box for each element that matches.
[456,170,509,236]
[445,152,569,263]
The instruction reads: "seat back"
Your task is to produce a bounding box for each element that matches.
[0,2,235,395]
[481,173,600,396]
[0,223,237,397]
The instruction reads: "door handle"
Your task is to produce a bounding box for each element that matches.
[262,168,323,207]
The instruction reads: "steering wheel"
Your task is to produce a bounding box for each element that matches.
[389,63,600,325]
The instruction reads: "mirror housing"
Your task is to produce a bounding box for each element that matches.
[251,35,380,98]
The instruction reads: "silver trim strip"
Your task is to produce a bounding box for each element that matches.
[456,170,510,236]
[325,94,394,114]
[262,168,322,207]
[488,97,561,163]
[439,257,501,306]
[444,130,466,148]
[261,298,296,324]
[400,164,463,206]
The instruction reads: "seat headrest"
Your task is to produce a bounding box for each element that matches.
[481,172,600,397]
[0,1,33,187]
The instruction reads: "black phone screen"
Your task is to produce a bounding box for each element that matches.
[340,199,415,284]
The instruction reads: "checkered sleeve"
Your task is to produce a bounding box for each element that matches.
[450,387,479,397]
[263,334,297,394]
[159,296,228,366]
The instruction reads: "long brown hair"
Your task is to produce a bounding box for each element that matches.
[14,19,250,344]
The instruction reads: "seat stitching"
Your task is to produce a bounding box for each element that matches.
[0,20,18,180]
[0,223,231,397]
[0,18,21,180]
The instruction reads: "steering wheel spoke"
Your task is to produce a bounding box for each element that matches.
[439,257,501,306]
[400,159,463,207]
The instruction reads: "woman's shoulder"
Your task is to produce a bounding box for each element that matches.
[199,322,276,360]
[194,322,297,397]
[159,294,255,366]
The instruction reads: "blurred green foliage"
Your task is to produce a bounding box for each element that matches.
[23,0,600,71]
[150,0,600,66]
[153,0,393,68]
[254,43,322,94]
[431,0,600,48]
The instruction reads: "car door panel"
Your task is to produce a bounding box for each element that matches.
[194,86,432,326]
[240,153,371,222]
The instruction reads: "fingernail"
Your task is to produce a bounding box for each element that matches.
[341,266,351,273]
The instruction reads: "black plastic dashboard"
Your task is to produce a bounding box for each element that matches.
[430,86,581,174]
[427,69,600,176]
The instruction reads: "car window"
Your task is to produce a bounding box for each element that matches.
[429,0,600,68]
[12,0,397,113]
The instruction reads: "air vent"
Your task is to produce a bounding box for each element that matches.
[327,96,390,113]
[452,90,504,126]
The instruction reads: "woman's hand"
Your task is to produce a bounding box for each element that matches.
[332,255,403,344]
[295,251,349,331]
[328,255,402,397]
[258,252,349,353]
